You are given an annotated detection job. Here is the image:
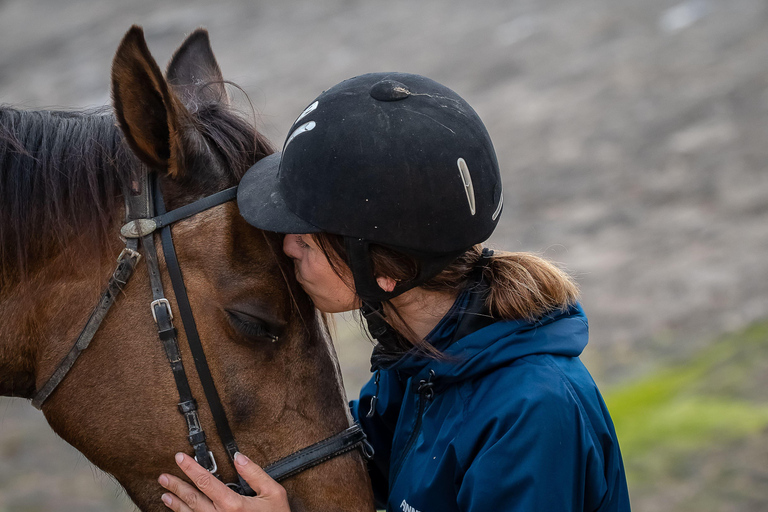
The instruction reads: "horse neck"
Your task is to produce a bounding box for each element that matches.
[0,107,132,397]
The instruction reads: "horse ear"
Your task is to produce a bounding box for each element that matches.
[166,28,228,107]
[111,25,188,177]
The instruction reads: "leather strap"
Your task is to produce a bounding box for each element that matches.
[143,232,216,471]
[264,423,372,482]
[140,175,217,473]
[120,187,238,239]
[31,247,141,409]
[153,186,237,230]
[31,172,152,410]
[153,176,253,495]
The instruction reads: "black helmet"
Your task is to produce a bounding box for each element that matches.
[238,72,503,302]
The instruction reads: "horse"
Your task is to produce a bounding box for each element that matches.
[0,26,374,512]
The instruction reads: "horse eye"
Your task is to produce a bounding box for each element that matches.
[226,310,280,343]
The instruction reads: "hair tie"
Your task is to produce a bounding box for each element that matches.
[479,247,494,267]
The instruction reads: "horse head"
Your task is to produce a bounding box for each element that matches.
[0,26,373,511]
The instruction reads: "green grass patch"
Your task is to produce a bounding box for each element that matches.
[604,321,768,482]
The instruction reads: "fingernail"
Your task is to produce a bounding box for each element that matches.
[175,452,184,464]
[161,493,172,506]
[158,474,169,487]
[234,451,249,466]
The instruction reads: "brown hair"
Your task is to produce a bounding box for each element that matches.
[312,233,580,355]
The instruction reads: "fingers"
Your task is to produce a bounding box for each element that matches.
[158,473,213,511]
[159,489,195,512]
[159,453,241,511]
[159,452,290,512]
[234,452,287,502]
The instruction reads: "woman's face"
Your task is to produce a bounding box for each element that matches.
[283,234,360,313]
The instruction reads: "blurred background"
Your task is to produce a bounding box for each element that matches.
[1,0,767,510]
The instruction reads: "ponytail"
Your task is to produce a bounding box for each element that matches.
[478,249,579,321]
[421,244,579,322]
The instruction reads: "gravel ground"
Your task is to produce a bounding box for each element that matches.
[1,0,767,509]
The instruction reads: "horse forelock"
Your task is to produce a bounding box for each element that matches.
[193,101,274,183]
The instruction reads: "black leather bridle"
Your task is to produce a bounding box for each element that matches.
[31,170,371,495]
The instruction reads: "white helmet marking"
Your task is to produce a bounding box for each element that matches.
[492,194,504,221]
[284,121,316,149]
[457,157,476,216]
[295,100,319,124]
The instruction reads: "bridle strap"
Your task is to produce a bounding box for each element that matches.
[154,186,237,230]
[265,423,371,482]
[152,175,253,495]
[31,173,151,410]
[139,176,218,473]
[120,187,237,239]
[30,247,142,409]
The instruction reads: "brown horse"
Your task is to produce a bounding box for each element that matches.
[0,26,374,511]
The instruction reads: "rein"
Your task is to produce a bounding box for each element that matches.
[31,170,371,494]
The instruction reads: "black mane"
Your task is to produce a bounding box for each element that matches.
[0,103,269,285]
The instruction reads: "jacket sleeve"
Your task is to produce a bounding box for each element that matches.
[456,377,612,512]
[350,370,406,507]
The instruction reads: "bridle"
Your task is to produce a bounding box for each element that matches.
[31,169,372,495]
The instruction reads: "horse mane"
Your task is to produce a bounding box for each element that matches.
[0,101,272,286]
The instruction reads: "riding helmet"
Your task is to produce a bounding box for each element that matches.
[237,72,503,302]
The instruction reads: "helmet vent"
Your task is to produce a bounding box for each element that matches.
[457,157,476,216]
[370,80,411,102]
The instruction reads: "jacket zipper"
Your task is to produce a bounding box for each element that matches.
[391,370,435,484]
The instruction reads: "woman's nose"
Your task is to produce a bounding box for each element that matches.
[282,234,300,259]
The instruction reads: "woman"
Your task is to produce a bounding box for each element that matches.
[158,72,631,511]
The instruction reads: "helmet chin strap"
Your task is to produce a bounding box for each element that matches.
[359,300,409,355]
[343,237,462,302]
[343,237,462,353]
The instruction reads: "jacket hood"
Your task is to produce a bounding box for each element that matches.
[387,303,589,385]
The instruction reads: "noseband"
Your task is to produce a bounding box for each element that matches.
[31,170,371,495]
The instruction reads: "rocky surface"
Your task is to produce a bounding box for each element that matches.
[1,0,767,510]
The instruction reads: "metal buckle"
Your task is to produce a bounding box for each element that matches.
[226,482,244,493]
[117,247,141,264]
[150,298,174,323]
[195,451,218,473]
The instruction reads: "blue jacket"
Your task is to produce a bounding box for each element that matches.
[351,301,630,512]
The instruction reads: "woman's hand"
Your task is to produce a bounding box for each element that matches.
[158,452,290,512]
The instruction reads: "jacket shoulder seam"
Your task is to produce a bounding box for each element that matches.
[539,355,601,444]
